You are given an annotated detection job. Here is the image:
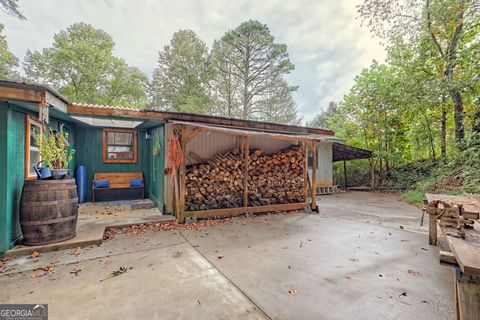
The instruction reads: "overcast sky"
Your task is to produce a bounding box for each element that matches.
[3,0,386,122]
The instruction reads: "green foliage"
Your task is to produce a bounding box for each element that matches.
[23,22,149,108]
[0,23,18,78]
[400,190,425,205]
[149,30,213,114]
[214,20,296,121]
[34,125,75,169]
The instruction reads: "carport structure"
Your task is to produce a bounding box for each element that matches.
[332,142,374,190]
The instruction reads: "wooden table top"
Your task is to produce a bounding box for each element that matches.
[440,224,480,277]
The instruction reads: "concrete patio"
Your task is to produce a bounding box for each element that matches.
[0,192,454,320]
[4,199,174,258]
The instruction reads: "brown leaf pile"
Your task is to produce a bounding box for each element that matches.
[104,218,235,241]
[103,209,303,241]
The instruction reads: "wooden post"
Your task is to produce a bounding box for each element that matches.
[178,125,187,223]
[429,214,437,246]
[243,136,249,207]
[303,142,308,203]
[311,141,318,212]
[370,156,375,191]
[343,160,347,190]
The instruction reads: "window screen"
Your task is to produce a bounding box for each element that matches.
[103,129,137,163]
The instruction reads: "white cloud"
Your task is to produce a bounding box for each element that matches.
[4,0,386,122]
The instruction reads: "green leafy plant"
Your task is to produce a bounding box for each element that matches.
[34,124,75,169]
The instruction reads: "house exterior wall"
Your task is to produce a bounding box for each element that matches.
[0,103,77,253]
[316,142,333,186]
[163,123,295,214]
[148,126,165,209]
[75,126,156,202]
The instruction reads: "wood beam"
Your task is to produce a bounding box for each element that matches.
[303,142,308,204]
[0,86,44,103]
[67,103,335,137]
[311,141,318,212]
[178,125,187,223]
[243,136,250,207]
[185,127,202,144]
[186,202,309,219]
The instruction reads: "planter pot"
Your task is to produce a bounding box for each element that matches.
[52,168,69,179]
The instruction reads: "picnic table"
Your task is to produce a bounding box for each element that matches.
[424,193,480,320]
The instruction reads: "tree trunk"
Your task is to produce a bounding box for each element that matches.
[450,88,465,142]
[242,46,250,120]
[473,106,480,134]
[441,95,447,159]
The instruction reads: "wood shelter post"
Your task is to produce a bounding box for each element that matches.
[343,160,347,190]
[303,142,308,203]
[178,125,187,223]
[311,141,318,212]
[370,156,375,191]
[243,136,250,207]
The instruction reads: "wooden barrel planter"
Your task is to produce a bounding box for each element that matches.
[20,179,78,245]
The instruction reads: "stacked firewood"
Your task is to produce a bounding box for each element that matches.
[248,145,305,206]
[185,145,305,211]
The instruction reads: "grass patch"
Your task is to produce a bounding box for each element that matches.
[400,190,425,205]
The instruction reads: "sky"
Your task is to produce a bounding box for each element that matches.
[2,0,386,122]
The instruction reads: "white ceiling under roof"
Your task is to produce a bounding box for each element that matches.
[71,116,143,128]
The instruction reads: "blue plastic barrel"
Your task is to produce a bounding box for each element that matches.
[75,165,87,203]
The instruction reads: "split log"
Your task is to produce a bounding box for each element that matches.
[185,145,305,211]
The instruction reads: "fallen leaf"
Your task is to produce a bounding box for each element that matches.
[173,251,183,258]
[407,269,420,276]
[70,268,82,276]
[31,251,41,258]
[288,289,299,296]
[69,247,81,255]
[217,254,224,259]
[345,275,353,280]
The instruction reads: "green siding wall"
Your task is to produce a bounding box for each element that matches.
[0,106,9,253]
[8,110,25,247]
[0,103,77,254]
[75,127,153,202]
[149,126,165,208]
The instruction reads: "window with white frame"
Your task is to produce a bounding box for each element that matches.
[25,115,43,179]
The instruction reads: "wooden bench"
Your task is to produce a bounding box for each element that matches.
[92,172,144,203]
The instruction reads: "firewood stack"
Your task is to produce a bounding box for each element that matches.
[185,145,305,211]
[248,145,305,206]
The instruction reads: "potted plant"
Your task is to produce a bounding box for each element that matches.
[34,124,75,179]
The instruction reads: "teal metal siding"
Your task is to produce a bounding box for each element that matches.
[75,127,155,202]
[0,103,78,254]
[8,110,25,247]
[0,105,9,253]
[149,126,165,208]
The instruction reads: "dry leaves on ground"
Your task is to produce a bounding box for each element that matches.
[103,210,304,241]
[288,289,299,296]
[173,251,183,258]
[32,265,54,278]
[408,269,420,276]
[31,251,41,258]
[345,275,353,280]
[68,247,81,255]
[70,268,82,276]
[217,254,224,259]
